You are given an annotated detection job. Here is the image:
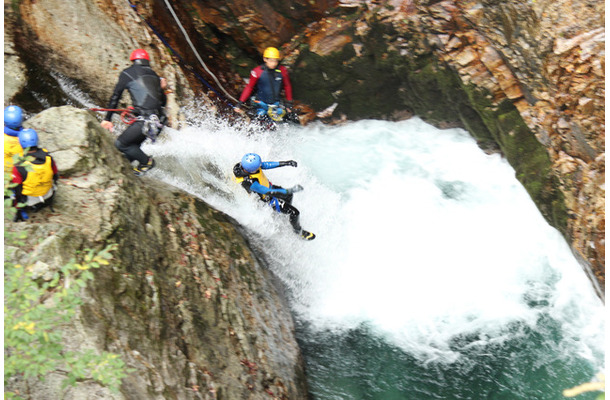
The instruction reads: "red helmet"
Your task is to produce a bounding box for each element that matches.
[130,49,150,61]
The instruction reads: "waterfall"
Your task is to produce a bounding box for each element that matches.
[146,115,604,399]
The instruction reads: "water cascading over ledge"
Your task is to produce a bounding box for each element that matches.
[150,0,604,298]
[6,0,603,295]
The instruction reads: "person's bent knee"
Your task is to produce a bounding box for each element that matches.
[115,139,129,152]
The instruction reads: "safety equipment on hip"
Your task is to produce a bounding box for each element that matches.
[263,47,280,59]
[241,153,262,173]
[4,105,23,129]
[18,128,38,148]
[268,197,285,212]
[130,49,150,61]
[23,184,55,206]
[268,104,286,122]
[139,114,164,142]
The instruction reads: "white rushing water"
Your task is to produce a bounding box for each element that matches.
[145,116,605,367]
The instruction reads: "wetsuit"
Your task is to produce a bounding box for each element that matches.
[239,64,294,119]
[104,59,167,165]
[4,126,23,173]
[11,147,58,210]
[233,162,302,233]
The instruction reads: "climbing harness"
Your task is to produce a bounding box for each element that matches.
[268,105,286,122]
[269,197,282,212]
[89,108,164,141]
[139,114,164,142]
[253,100,287,122]
[89,108,137,124]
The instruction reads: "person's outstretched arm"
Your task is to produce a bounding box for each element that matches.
[261,160,297,169]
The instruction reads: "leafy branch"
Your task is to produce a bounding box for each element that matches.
[4,171,129,396]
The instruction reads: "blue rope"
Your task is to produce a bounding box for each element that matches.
[127,2,235,107]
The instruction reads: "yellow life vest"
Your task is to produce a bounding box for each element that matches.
[235,169,271,199]
[21,150,54,197]
[4,134,22,173]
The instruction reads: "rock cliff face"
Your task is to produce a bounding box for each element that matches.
[112,0,603,297]
[3,0,604,396]
[11,0,602,296]
[5,107,307,399]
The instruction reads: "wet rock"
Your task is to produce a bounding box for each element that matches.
[5,0,604,299]
[5,107,308,399]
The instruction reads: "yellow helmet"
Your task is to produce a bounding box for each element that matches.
[263,47,280,59]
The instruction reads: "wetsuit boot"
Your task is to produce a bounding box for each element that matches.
[134,157,155,176]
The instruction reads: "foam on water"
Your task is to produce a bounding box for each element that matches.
[145,116,605,367]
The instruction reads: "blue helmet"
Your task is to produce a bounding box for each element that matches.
[241,153,262,173]
[4,105,23,129]
[18,128,38,149]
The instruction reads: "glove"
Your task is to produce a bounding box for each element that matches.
[234,102,246,113]
[285,100,294,108]
[279,160,298,167]
[286,184,303,194]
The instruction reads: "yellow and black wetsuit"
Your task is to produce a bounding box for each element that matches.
[233,162,301,232]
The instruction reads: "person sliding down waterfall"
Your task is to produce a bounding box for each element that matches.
[100,49,168,176]
[233,47,299,129]
[234,153,315,240]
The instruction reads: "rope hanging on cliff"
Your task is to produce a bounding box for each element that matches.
[89,107,137,124]
[161,0,239,104]
[125,0,239,106]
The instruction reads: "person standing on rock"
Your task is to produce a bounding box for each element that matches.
[234,47,299,125]
[233,153,315,240]
[4,105,25,174]
[11,128,58,221]
[101,49,168,176]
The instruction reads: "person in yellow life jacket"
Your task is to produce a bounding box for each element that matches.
[4,105,24,174]
[11,129,58,221]
[233,153,315,240]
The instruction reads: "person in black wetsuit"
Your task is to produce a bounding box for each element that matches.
[233,153,315,240]
[101,49,167,176]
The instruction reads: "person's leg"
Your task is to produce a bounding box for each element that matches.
[115,121,149,165]
[279,202,302,233]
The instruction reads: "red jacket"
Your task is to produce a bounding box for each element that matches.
[239,65,293,105]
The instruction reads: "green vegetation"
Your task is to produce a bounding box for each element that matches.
[4,169,129,397]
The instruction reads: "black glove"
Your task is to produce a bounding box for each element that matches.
[285,100,294,108]
[279,160,297,167]
[286,184,303,194]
